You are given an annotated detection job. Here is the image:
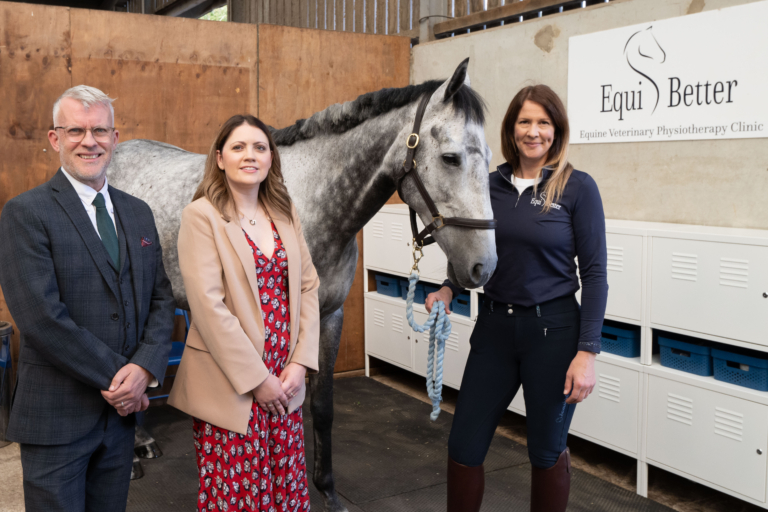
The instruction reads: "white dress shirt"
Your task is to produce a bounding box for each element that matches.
[60,168,159,389]
[60,167,118,240]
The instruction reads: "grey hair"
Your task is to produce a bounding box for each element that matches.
[53,85,115,126]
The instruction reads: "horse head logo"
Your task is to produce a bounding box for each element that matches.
[624,26,666,114]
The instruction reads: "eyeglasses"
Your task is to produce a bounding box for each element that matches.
[54,126,115,143]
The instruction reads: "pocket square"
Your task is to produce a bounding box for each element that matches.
[141,236,153,247]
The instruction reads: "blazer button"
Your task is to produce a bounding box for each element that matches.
[125,322,131,329]
[124,300,129,306]
[111,313,119,321]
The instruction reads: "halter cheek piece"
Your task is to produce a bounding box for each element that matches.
[395,92,497,248]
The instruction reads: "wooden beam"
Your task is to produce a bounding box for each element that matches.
[434,0,609,36]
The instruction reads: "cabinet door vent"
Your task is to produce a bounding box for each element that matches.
[597,374,621,403]
[714,407,744,442]
[607,246,624,273]
[391,223,403,241]
[667,393,693,425]
[671,253,698,282]
[719,258,749,289]
[371,220,384,239]
[446,332,459,352]
[373,309,385,328]
[391,314,403,333]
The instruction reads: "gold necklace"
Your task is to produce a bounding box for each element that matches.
[241,210,257,225]
[239,206,270,226]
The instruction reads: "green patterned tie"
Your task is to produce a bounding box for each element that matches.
[92,193,119,269]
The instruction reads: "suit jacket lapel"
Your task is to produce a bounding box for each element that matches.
[267,205,300,354]
[112,189,143,319]
[51,170,119,299]
[224,221,266,338]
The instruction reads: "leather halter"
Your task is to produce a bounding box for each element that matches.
[395,92,497,247]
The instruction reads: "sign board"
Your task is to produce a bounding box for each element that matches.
[568,1,768,144]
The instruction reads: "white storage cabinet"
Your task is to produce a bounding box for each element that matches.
[364,205,768,507]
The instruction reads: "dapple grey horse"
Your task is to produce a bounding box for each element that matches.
[110,59,497,511]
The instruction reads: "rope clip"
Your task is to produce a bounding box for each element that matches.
[411,240,424,273]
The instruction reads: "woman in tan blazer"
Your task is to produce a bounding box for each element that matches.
[168,114,320,512]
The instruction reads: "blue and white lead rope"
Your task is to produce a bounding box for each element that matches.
[404,271,451,421]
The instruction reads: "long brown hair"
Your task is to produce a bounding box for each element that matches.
[500,85,573,213]
[193,114,292,222]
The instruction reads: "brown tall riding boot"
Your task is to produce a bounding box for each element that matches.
[530,448,571,512]
[447,457,485,512]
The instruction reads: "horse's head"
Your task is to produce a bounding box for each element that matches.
[623,27,666,113]
[396,59,497,289]
[624,26,666,64]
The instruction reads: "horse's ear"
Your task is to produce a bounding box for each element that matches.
[444,58,470,101]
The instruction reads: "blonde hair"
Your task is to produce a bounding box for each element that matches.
[500,85,573,213]
[193,115,292,222]
[53,85,115,126]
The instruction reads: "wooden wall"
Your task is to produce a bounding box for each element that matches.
[0,3,410,376]
[233,0,420,37]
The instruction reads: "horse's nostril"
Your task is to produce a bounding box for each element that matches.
[471,263,484,282]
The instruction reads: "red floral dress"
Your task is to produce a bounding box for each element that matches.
[192,221,311,512]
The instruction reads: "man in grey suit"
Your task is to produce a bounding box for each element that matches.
[0,85,175,511]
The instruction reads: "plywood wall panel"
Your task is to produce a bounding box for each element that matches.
[0,3,73,377]
[0,3,72,209]
[258,24,408,128]
[68,10,258,151]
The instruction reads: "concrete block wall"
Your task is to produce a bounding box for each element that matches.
[412,0,768,230]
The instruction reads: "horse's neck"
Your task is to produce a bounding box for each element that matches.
[285,103,415,246]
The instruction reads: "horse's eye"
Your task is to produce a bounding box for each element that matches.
[442,154,461,167]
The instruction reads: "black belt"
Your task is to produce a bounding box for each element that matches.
[483,294,578,317]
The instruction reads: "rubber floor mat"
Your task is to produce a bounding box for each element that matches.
[127,377,673,512]
[303,377,529,504]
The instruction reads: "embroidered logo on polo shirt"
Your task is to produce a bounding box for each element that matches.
[531,190,562,210]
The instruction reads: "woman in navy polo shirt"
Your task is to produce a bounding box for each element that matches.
[426,84,608,512]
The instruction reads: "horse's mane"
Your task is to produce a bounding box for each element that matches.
[271,79,486,147]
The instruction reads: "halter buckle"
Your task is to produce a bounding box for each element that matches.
[402,159,417,170]
[432,215,446,230]
[406,133,420,149]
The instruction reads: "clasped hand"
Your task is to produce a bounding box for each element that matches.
[101,363,152,417]
[253,362,307,416]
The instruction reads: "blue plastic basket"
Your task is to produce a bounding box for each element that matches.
[712,348,768,391]
[375,273,401,298]
[399,279,426,304]
[601,323,641,358]
[421,284,470,316]
[658,336,713,376]
[452,292,471,317]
